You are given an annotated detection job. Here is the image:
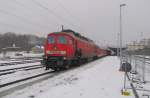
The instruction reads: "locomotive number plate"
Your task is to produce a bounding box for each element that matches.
[47,51,66,54]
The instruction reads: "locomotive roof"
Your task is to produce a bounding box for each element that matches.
[48,29,94,44]
[61,29,93,42]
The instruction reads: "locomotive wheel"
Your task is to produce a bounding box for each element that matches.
[65,65,70,69]
[52,67,60,71]
[78,59,82,65]
[45,67,49,70]
[45,62,50,70]
[62,60,71,70]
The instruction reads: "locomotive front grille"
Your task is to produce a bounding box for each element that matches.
[47,56,63,61]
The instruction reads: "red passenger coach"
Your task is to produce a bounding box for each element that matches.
[43,30,107,71]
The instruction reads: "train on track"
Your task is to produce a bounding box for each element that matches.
[43,29,110,71]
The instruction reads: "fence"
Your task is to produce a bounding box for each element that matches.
[123,54,150,98]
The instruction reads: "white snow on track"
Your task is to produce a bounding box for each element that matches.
[2,56,134,98]
[0,68,46,85]
[0,62,41,71]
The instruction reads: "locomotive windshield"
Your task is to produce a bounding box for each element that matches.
[58,36,66,44]
[48,36,54,44]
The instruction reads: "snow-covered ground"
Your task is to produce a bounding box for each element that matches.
[1,56,134,98]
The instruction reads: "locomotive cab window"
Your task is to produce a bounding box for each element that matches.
[58,36,66,44]
[48,36,54,44]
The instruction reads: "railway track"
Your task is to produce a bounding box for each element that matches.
[126,73,140,98]
[131,55,150,74]
[0,70,54,88]
[0,70,61,98]
[0,59,89,89]
[0,57,42,60]
[0,64,44,76]
[0,57,106,98]
[0,60,41,66]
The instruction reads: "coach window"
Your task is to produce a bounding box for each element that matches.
[48,36,54,44]
[58,36,66,44]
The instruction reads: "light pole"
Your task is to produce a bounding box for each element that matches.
[117,33,119,57]
[119,4,128,93]
[119,4,126,67]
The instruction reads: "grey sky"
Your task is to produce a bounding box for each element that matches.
[0,0,150,46]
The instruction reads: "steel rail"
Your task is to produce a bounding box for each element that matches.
[0,65,44,76]
[126,73,140,98]
[0,65,43,72]
[0,71,54,88]
[0,60,40,66]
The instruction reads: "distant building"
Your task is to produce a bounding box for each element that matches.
[127,41,145,51]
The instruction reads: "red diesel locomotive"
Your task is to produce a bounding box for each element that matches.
[43,30,107,70]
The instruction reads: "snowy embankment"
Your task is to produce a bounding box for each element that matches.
[2,56,134,98]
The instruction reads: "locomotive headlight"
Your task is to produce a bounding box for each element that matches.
[46,50,51,54]
[63,57,66,60]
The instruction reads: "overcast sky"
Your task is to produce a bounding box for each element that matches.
[0,0,150,46]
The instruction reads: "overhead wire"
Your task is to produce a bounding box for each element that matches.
[31,0,65,25]
[8,0,55,28]
[55,0,81,25]
[0,0,84,33]
[0,4,51,30]
[55,0,85,32]
[31,0,81,30]
[0,18,38,32]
